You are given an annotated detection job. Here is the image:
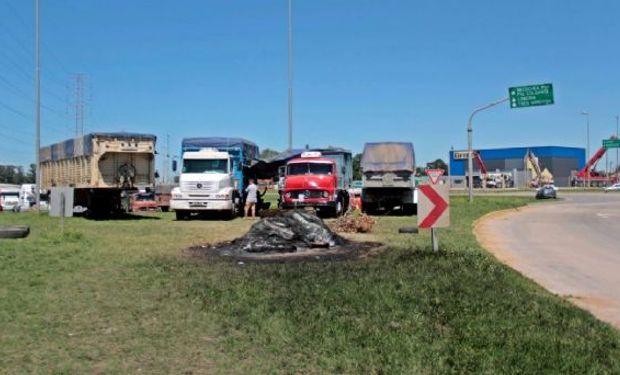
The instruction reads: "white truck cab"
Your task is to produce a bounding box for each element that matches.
[170,148,240,220]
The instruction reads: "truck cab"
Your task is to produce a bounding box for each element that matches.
[281,151,349,217]
[170,148,241,219]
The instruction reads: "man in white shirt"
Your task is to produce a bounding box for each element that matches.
[245,179,258,218]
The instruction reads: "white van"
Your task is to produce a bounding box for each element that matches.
[0,188,20,211]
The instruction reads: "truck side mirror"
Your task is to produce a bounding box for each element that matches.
[172,160,177,172]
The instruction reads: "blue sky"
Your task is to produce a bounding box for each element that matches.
[1,0,620,171]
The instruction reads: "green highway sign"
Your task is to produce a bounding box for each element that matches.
[509,83,554,108]
[603,138,620,148]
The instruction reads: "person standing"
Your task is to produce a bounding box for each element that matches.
[245,179,258,218]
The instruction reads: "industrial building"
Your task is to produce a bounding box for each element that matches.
[449,146,585,188]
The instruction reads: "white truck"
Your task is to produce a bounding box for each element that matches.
[170,137,259,220]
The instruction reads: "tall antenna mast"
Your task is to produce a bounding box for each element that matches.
[71,73,88,137]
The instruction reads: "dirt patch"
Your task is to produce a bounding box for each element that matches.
[189,241,386,263]
[188,210,385,263]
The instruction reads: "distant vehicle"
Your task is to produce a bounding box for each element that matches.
[40,132,157,217]
[361,142,416,215]
[281,150,353,217]
[171,137,259,220]
[0,188,20,211]
[536,185,557,199]
[129,192,159,212]
[604,183,620,192]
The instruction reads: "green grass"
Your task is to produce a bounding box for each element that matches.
[1,197,619,373]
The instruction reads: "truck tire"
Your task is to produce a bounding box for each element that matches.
[402,203,417,216]
[335,198,344,217]
[362,201,376,215]
[0,225,30,239]
[175,210,190,220]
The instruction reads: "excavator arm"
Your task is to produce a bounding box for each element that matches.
[473,152,488,175]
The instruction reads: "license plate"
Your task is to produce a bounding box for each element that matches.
[190,202,207,208]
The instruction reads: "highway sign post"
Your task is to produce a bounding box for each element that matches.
[467,83,555,203]
[603,138,620,149]
[425,169,445,185]
[418,184,449,251]
[508,84,554,108]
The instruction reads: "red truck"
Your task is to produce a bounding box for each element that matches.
[280,151,352,217]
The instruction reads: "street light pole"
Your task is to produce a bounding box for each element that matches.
[34,0,41,210]
[287,0,293,151]
[467,97,509,203]
[616,116,620,182]
[581,111,590,187]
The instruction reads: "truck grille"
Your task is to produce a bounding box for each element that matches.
[288,190,326,199]
[181,181,218,192]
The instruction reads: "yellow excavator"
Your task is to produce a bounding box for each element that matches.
[526,151,554,187]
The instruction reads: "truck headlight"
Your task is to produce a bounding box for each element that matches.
[215,193,230,199]
[321,191,329,198]
[173,193,182,199]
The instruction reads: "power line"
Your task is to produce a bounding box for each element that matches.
[0,143,34,156]
[0,50,67,106]
[1,0,71,87]
[0,100,30,119]
[0,72,71,124]
[0,99,73,139]
[0,128,34,146]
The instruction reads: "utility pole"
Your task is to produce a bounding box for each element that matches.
[466,97,509,203]
[71,73,88,137]
[616,116,620,182]
[581,111,590,187]
[34,0,41,210]
[164,134,170,184]
[287,0,293,151]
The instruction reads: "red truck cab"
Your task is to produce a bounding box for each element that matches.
[281,152,348,217]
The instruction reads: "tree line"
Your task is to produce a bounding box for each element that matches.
[0,164,36,185]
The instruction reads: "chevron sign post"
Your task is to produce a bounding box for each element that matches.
[417,184,450,251]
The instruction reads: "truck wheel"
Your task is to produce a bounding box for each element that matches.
[362,202,376,215]
[335,197,345,217]
[402,204,417,216]
[175,210,190,220]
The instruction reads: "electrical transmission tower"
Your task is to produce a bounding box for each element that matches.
[70,73,89,137]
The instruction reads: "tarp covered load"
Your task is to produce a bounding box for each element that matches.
[39,132,157,163]
[181,137,259,163]
[212,210,346,254]
[361,142,415,173]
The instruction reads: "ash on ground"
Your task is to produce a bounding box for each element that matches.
[194,210,384,262]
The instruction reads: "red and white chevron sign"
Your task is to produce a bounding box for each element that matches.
[418,184,449,229]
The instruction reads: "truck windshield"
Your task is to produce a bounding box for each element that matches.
[287,163,332,176]
[183,159,228,174]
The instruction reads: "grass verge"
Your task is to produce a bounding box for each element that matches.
[1,196,619,373]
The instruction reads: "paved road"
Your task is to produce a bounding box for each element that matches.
[475,192,620,328]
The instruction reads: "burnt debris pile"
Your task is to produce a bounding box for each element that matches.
[216,210,346,254]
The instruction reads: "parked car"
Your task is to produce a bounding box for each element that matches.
[129,192,159,212]
[604,183,620,192]
[536,184,557,199]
